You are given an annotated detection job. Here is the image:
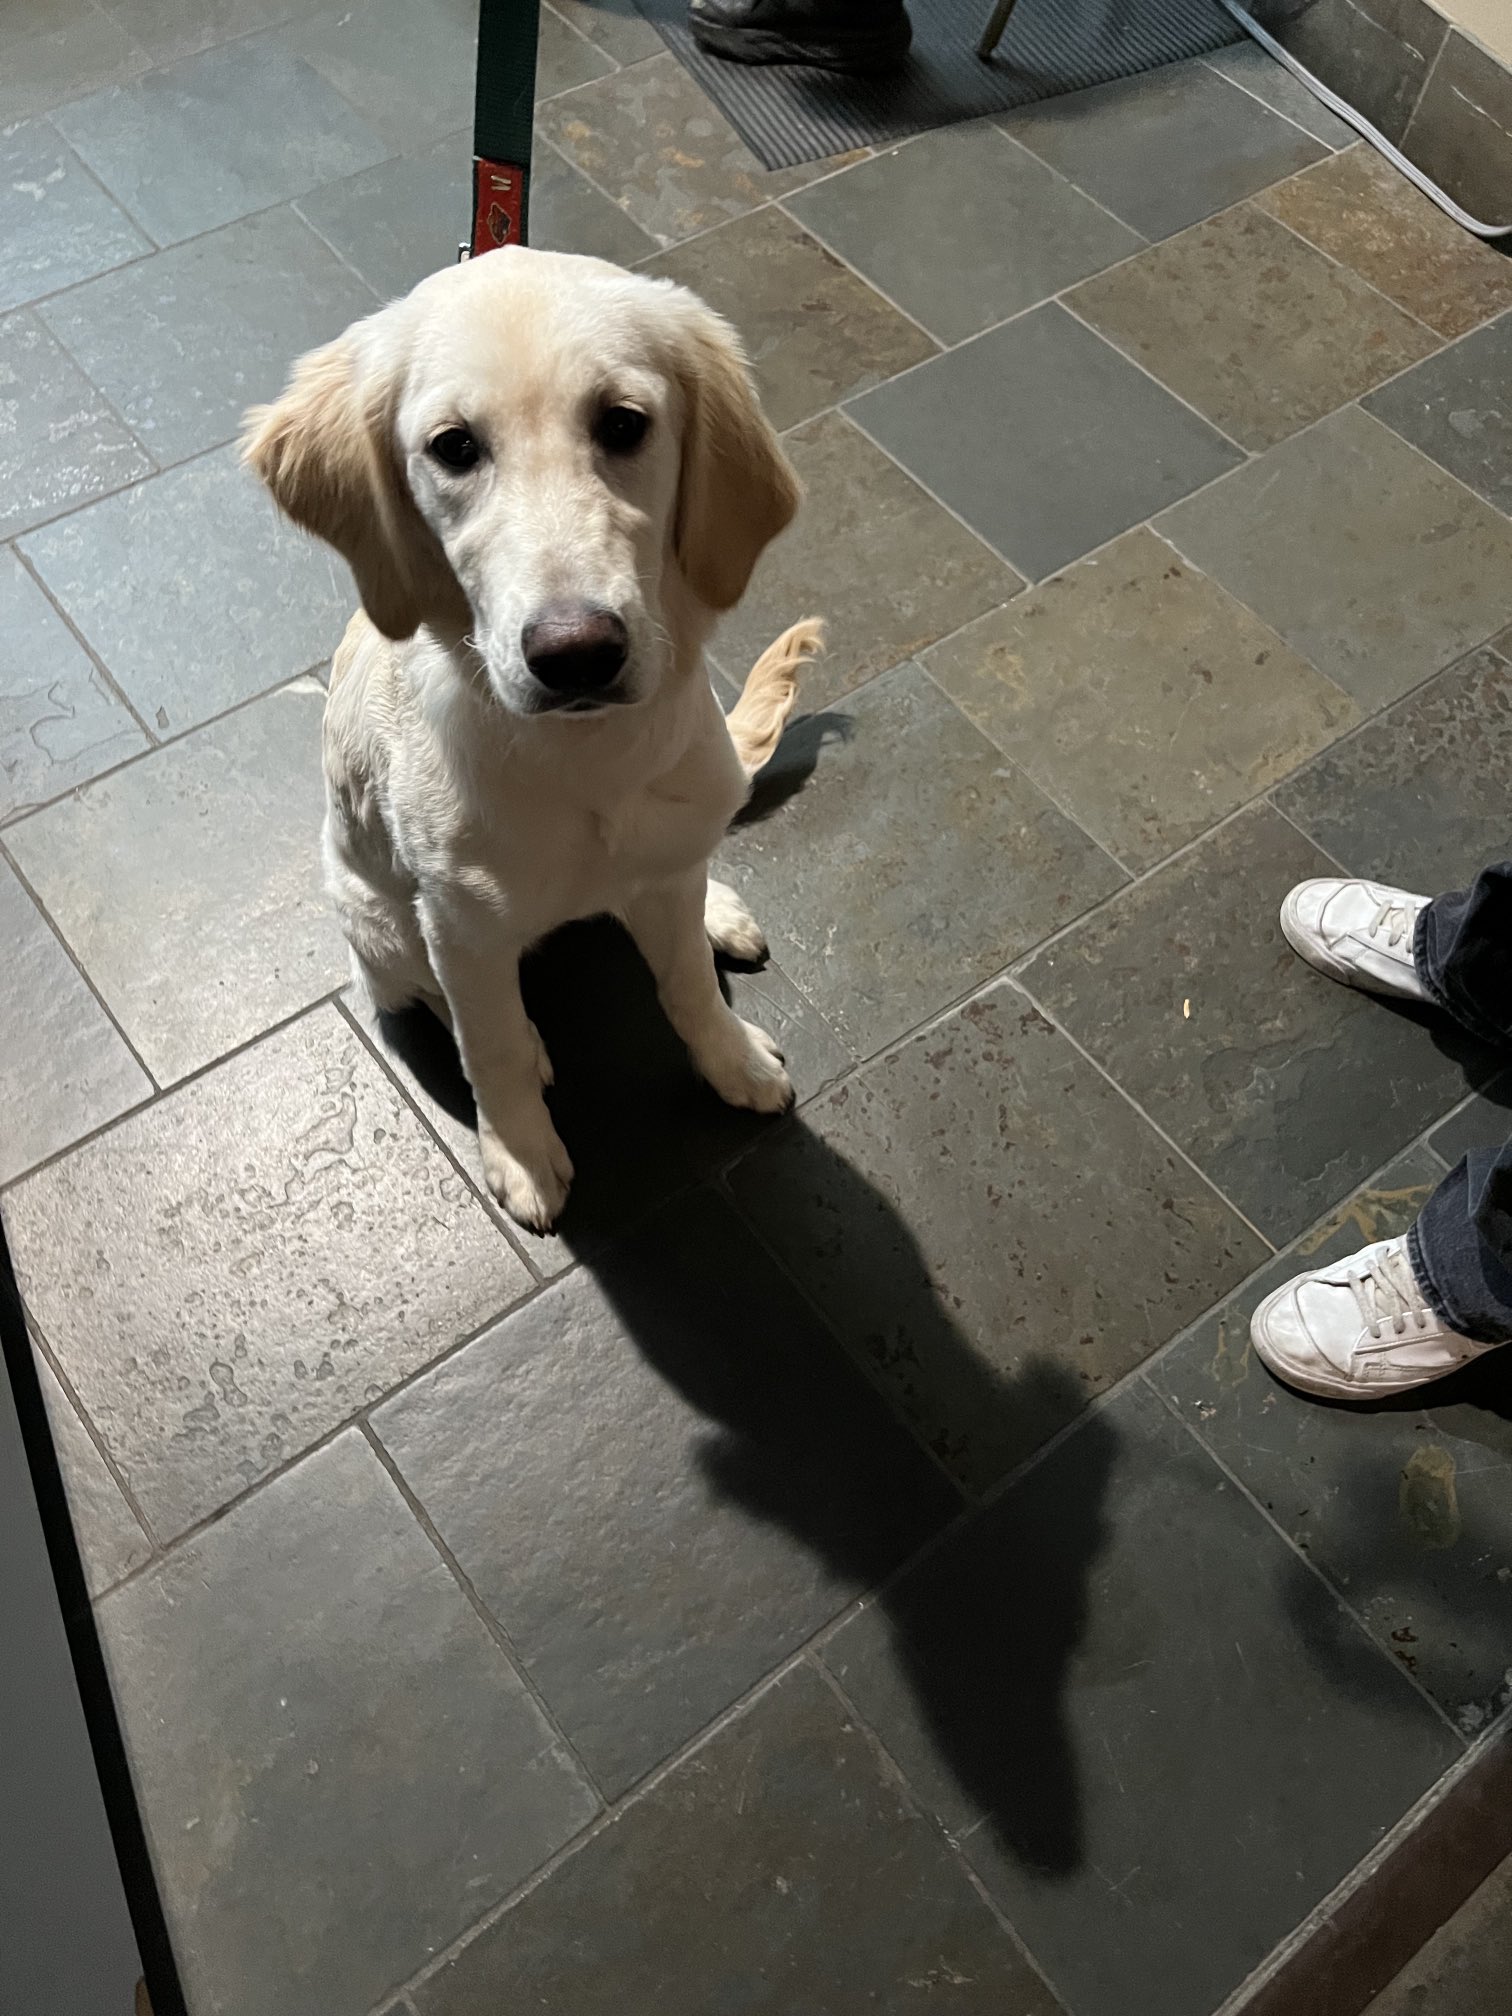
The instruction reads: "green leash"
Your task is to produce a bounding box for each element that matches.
[469,0,540,255]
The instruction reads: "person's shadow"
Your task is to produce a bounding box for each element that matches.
[375,912,1117,1878]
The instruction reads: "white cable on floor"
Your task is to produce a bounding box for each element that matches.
[1219,0,1512,241]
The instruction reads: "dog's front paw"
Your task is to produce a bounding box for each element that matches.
[704,878,768,966]
[695,1015,794,1116]
[478,1114,574,1234]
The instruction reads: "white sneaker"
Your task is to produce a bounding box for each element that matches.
[1280,878,1429,1002]
[1250,1234,1495,1399]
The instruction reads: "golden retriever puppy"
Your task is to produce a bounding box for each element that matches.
[244,247,812,1233]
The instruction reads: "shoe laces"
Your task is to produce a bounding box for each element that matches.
[1348,1246,1430,1342]
[1369,899,1414,950]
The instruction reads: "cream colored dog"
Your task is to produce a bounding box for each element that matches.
[244,247,818,1233]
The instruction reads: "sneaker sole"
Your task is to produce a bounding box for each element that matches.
[689,16,912,72]
[1278,885,1421,1002]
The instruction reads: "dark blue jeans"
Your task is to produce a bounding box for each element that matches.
[1408,862,1512,1344]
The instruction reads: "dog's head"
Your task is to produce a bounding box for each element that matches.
[242,247,798,718]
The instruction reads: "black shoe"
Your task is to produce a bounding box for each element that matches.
[689,0,912,74]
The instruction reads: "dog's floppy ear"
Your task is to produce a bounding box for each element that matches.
[673,305,800,613]
[242,325,460,642]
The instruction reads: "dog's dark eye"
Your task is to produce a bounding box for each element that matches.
[594,405,650,456]
[429,427,480,471]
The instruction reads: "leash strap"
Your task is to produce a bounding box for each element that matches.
[470,0,539,256]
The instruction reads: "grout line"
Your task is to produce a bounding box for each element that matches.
[539,0,623,80]
[1056,291,1254,459]
[770,196,946,352]
[43,114,165,254]
[393,1652,809,1999]
[358,1417,610,1807]
[1213,1697,1512,2016]
[28,1317,161,1554]
[1195,51,1354,148]
[8,539,158,747]
[1400,13,1453,145]
[819,402,1032,582]
[535,128,667,250]
[0,659,332,834]
[1140,1370,1471,1744]
[0,831,160,1091]
[810,1655,1076,2012]
[1008,980,1278,1253]
[1247,192,1445,349]
[0,985,347,1198]
[913,659,1139,881]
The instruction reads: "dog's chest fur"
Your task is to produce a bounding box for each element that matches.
[325,614,746,940]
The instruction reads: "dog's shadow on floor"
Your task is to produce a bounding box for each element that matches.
[376,913,1116,1880]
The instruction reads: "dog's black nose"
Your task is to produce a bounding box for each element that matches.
[521,603,629,697]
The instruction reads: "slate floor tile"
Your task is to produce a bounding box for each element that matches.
[0,856,149,1185]
[1253,0,1448,147]
[1068,202,1435,451]
[1019,804,1471,1244]
[819,1381,1459,2016]
[99,1431,598,2016]
[1156,1143,1512,1735]
[850,304,1241,580]
[529,137,661,264]
[0,119,149,316]
[644,208,935,433]
[283,0,480,151]
[1403,27,1512,232]
[728,981,1264,1494]
[1430,1077,1512,1168]
[534,1,616,97]
[924,526,1358,872]
[295,132,471,300]
[1000,58,1326,241]
[299,131,656,296]
[20,442,354,733]
[52,38,389,246]
[1258,145,1512,341]
[1203,41,1357,149]
[3,1006,527,1539]
[39,206,377,467]
[0,310,152,540]
[718,663,1124,1059]
[1272,647,1512,900]
[413,1662,1061,2016]
[548,0,663,64]
[710,411,1022,709]
[104,0,310,64]
[1157,406,1512,710]
[374,1189,957,1795]
[1365,311,1512,519]
[34,1346,152,1594]
[0,3,148,126]
[784,121,1143,347]
[0,547,147,822]
[536,51,842,246]
[6,682,344,1084]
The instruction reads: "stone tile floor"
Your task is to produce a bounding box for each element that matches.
[3,8,1512,2014]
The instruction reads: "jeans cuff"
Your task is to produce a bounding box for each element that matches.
[1414,897,1511,1049]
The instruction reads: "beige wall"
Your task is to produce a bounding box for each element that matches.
[1429,0,1512,66]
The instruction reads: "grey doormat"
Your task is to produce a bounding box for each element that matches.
[633,0,1245,167]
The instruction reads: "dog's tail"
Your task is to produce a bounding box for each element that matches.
[726,618,824,778]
